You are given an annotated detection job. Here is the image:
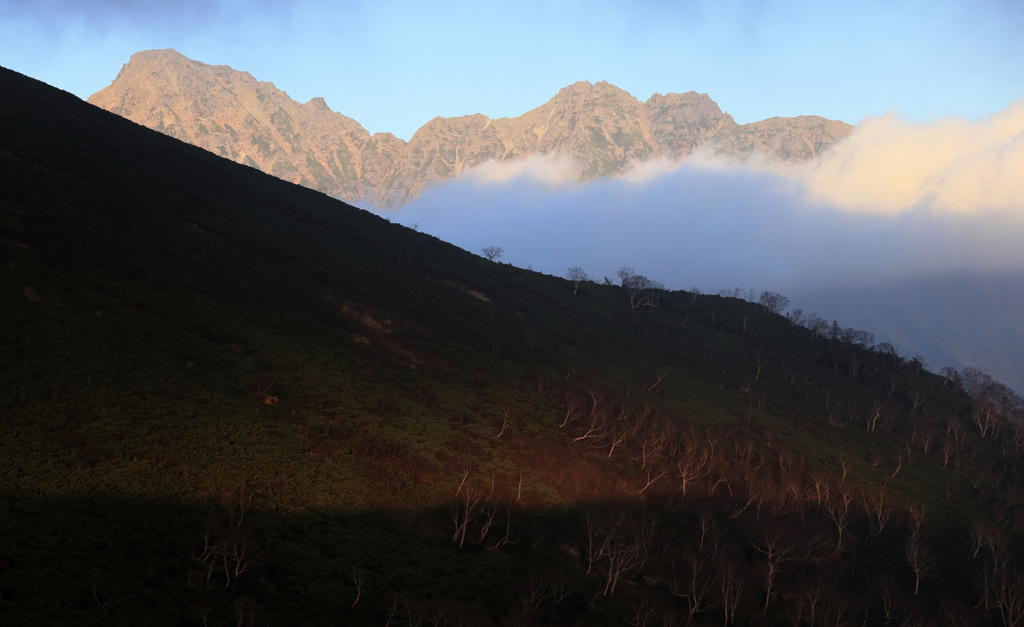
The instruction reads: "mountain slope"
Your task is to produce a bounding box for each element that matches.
[793,272,1024,393]
[88,49,853,205]
[4,65,1024,626]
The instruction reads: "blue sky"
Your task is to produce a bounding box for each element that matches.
[2,0,1023,140]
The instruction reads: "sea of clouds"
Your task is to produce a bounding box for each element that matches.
[383,99,1024,296]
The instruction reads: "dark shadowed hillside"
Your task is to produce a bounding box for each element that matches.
[3,65,1024,626]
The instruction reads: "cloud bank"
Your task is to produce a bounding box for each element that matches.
[798,100,1024,214]
[386,99,1024,295]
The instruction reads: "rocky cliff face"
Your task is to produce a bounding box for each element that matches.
[89,49,853,206]
[88,50,384,202]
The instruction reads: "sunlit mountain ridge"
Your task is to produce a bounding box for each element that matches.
[88,49,852,206]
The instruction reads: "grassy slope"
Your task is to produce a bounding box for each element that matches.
[2,66,1023,625]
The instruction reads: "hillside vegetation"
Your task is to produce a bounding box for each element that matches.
[2,66,1024,626]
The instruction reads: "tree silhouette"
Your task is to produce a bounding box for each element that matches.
[481,246,504,261]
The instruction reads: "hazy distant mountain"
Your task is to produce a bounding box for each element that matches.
[88,49,852,206]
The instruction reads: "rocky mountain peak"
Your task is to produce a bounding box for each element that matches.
[304,97,331,111]
[555,80,595,95]
[89,49,854,206]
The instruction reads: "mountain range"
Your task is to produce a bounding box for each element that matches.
[83,51,1024,396]
[88,49,852,206]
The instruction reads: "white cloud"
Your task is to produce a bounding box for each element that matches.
[385,98,1024,295]
[794,99,1024,215]
[456,152,581,187]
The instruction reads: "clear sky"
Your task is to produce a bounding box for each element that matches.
[2,0,1023,140]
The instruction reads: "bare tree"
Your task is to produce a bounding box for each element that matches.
[477,492,504,543]
[873,574,908,625]
[635,428,672,494]
[617,267,665,318]
[583,511,657,597]
[753,524,798,614]
[943,420,968,470]
[481,245,504,261]
[971,519,1010,565]
[621,593,659,627]
[505,573,555,626]
[635,426,670,471]
[864,398,894,434]
[793,577,833,627]
[605,408,640,458]
[758,291,790,315]
[600,516,655,597]
[676,434,715,497]
[983,564,1024,627]
[824,482,856,551]
[803,314,829,338]
[940,598,983,627]
[639,464,670,495]
[905,506,936,596]
[485,503,516,550]
[671,551,717,622]
[863,488,898,536]
[960,367,1022,440]
[90,574,119,613]
[233,596,266,627]
[939,366,959,386]
[497,404,510,438]
[565,266,590,294]
[910,355,927,372]
[195,492,269,588]
[450,471,487,548]
[972,519,1018,622]
[718,557,748,627]
[573,407,609,443]
[351,570,364,607]
[718,287,749,300]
